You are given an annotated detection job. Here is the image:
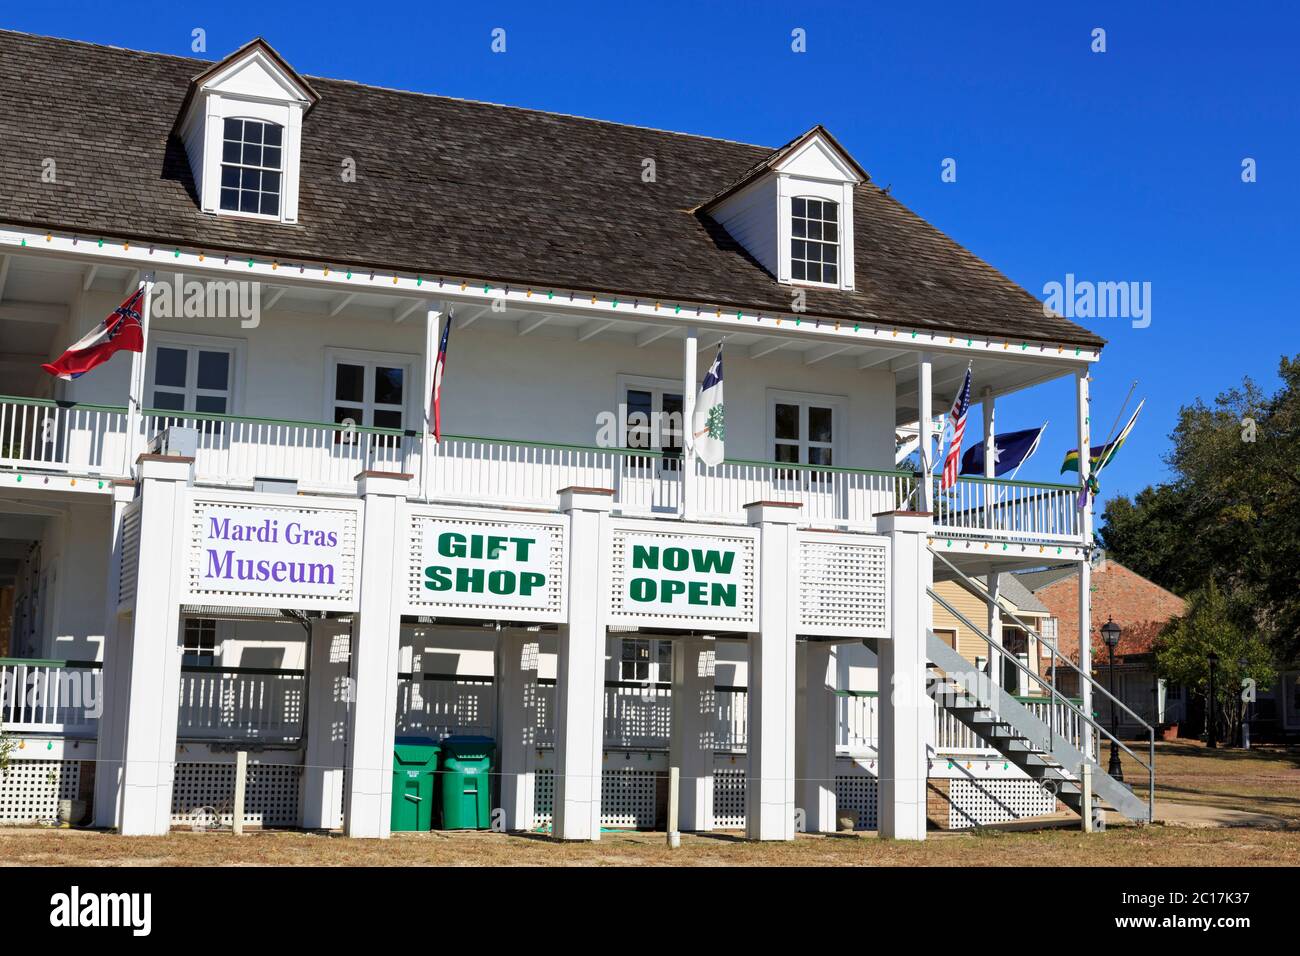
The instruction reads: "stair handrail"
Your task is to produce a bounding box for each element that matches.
[927,578,1155,822]
[931,547,1156,737]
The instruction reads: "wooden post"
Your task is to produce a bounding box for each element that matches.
[233,750,248,837]
[667,765,681,848]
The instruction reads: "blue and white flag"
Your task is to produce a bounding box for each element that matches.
[692,346,725,466]
[959,424,1046,477]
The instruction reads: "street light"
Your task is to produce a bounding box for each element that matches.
[1207,650,1220,749]
[1100,616,1123,781]
[1238,656,1251,750]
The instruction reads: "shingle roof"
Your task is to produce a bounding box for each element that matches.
[957,572,1050,615]
[1015,565,1079,593]
[0,30,1105,349]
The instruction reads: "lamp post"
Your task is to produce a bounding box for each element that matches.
[1100,616,1123,781]
[1207,651,1219,749]
[1238,656,1251,750]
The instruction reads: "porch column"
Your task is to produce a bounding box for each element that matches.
[745,500,800,841]
[917,353,935,513]
[983,388,1002,690]
[344,470,410,838]
[419,303,442,503]
[553,486,614,840]
[876,510,932,840]
[300,620,351,830]
[796,641,838,834]
[1076,369,1094,759]
[495,629,540,832]
[117,454,192,836]
[681,326,698,519]
[123,272,156,475]
[92,479,138,829]
[670,635,715,832]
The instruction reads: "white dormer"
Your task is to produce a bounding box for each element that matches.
[177,38,319,224]
[703,126,866,292]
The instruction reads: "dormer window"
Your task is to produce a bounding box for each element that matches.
[791,197,839,285]
[177,38,318,225]
[220,119,284,217]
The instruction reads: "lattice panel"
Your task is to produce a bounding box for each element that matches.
[0,759,80,823]
[171,762,303,828]
[607,523,757,631]
[713,766,748,829]
[406,511,567,622]
[118,501,141,608]
[185,498,359,610]
[529,768,660,830]
[948,778,1058,829]
[834,773,879,830]
[798,535,888,637]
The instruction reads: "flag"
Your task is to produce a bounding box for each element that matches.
[960,424,1046,477]
[431,313,452,442]
[41,287,145,381]
[692,346,725,466]
[940,366,972,489]
[1060,399,1144,475]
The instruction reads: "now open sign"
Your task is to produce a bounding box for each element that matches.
[620,532,747,619]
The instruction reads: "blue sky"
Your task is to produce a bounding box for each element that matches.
[5,1,1296,510]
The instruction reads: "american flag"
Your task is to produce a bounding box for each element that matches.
[941,366,972,490]
[431,312,452,442]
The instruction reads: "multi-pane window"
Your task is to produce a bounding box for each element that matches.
[624,385,683,468]
[182,618,218,668]
[220,118,283,217]
[773,400,834,468]
[790,197,839,284]
[619,639,673,684]
[333,361,406,441]
[150,344,233,437]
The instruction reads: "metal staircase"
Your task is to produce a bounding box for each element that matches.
[928,549,1154,826]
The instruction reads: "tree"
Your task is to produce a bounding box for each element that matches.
[1101,354,1300,664]
[1154,581,1275,744]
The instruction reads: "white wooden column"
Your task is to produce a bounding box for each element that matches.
[495,629,540,832]
[669,635,715,832]
[876,510,932,840]
[123,272,155,476]
[92,479,138,829]
[420,303,443,503]
[796,641,838,834]
[553,486,614,840]
[744,500,800,841]
[917,353,935,513]
[300,620,351,830]
[681,326,698,519]
[1076,369,1094,759]
[117,454,192,836]
[344,470,410,838]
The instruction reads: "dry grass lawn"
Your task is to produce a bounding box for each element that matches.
[2,740,1296,866]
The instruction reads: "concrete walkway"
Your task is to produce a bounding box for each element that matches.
[1153,800,1295,830]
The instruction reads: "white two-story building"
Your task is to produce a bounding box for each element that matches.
[0,31,1152,839]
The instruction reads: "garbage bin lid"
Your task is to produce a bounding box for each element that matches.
[438,734,495,758]
[393,736,440,765]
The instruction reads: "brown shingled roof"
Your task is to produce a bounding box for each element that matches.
[0,30,1105,349]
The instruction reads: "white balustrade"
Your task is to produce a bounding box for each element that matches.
[0,660,100,734]
[0,398,127,475]
[931,475,1080,542]
[175,667,304,741]
[394,674,495,738]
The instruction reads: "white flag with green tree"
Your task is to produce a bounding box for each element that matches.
[692,346,725,466]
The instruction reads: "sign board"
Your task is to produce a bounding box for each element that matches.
[188,500,358,609]
[406,511,567,622]
[607,523,757,631]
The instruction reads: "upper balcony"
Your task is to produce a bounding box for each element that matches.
[0,240,1091,550]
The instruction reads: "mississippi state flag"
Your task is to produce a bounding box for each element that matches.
[431,312,452,441]
[42,287,145,381]
[940,366,972,490]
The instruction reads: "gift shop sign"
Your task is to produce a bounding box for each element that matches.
[421,524,557,609]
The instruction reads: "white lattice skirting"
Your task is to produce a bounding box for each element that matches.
[947,778,1058,829]
[0,759,82,824]
[171,761,303,828]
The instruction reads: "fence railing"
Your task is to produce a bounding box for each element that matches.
[0,396,127,475]
[395,673,495,739]
[931,474,1081,543]
[175,665,305,742]
[0,658,101,734]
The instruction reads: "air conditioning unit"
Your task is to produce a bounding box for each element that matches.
[148,425,198,458]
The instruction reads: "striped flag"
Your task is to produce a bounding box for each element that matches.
[941,366,973,490]
[431,312,452,442]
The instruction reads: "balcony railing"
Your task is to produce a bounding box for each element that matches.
[0,395,1084,542]
[175,665,305,742]
[0,658,101,735]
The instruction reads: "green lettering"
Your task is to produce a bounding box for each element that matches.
[710,583,737,607]
[692,548,735,574]
[631,544,658,570]
[438,532,467,559]
[629,578,655,602]
[423,566,453,592]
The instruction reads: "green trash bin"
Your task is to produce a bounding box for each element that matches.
[438,735,495,830]
[392,737,440,832]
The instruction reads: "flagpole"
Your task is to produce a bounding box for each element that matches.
[123,272,154,477]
